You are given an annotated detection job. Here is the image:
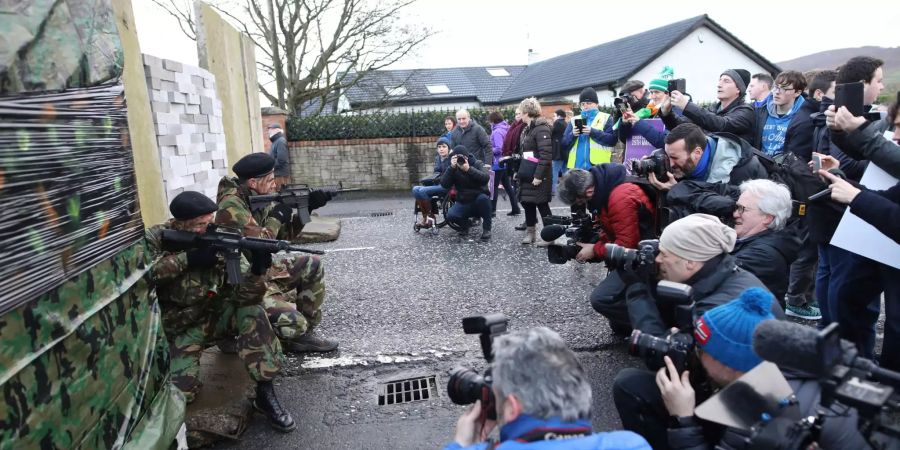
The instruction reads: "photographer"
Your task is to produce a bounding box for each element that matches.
[441,145,493,240]
[648,123,766,192]
[447,327,651,450]
[557,164,656,335]
[613,288,867,450]
[620,214,782,338]
[619,77,676,149]
[660,69,756,144]
[559,87,618,170]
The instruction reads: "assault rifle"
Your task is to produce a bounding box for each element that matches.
[160,224,324,285]
[248,183,360,226]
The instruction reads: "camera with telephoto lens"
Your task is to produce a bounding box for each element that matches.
[544,210,596,264]
[613,96,630,113]
[447,314,509,420]
[631,149,671,182]
[604,239,660,276]
[456,154,468,165]
[630,329,695,372]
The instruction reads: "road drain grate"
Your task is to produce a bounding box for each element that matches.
[370,211,393,217]
[377,375,437,405]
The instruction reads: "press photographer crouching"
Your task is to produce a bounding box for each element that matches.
[618,214,783,339]
[555,163,657,336]
[441,145,493,240]
[446,325,651,450]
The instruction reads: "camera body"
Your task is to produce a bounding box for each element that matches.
[629,329,695,372]
[613,96,631,113]
[455,154,468,166]
[545,210,597,264]
[631,149,671,182]
[447,314,509,420]
[604,239,660,276]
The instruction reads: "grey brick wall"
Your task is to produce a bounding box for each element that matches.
[143,54,228,203]
[287,137,441,190]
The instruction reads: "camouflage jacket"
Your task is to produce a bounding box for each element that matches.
[215,176,283,238]
[145,221,266,335]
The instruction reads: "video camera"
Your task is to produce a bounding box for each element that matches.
[447,314,509,421]
[744,321,900,449]
[626,281,696,372]
[631,149,671,182]
[543,209,596,264]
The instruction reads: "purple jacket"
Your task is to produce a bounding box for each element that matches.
[491,120,510,170]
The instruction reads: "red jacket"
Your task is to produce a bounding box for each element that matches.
[592,183,655,260]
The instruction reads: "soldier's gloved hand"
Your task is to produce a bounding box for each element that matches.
[186,247,218,269]
[250,250,273,276]
[308,189,332,212]
[270,204,294,224]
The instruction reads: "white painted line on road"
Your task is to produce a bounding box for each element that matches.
[495,206,570,212]
[300,349,455,369]
[325,247,376,253]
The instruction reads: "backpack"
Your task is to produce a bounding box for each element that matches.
[751,150,827,219]
[623,175,663,239]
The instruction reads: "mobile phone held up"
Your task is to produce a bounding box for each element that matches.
[667,78,686,94]
[574,117,584,129]
[834,82,865,117]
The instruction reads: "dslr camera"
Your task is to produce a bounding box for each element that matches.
[628,281,696,372]
[455,154,468,166]
[544,210,596,264]
[447,314,509,420]
[604,239,660,276]
[631,149,671,182]
[613,95,631,113]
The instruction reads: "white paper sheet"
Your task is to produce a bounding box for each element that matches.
[830,163,900,268]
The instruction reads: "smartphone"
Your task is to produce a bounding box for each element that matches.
[812,154,822,173]
[574,117,584,129]
[834,82,865,117]
[668,78,686,94]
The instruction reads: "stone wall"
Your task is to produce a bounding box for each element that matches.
[142,54,227,202]
[288,137,439,190]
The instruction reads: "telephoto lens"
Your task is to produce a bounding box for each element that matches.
[447,366,497,420]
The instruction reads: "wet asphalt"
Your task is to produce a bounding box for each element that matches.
[215,191,641,450]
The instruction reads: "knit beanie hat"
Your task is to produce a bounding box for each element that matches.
[579,87,599,104]
[436,137,451,148]
[721,69,751,96]
[693,288,775,372]
[648,78,669,93]
[659,214,736,261]
[451,144,469,156]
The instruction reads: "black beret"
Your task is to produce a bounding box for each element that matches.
[170,191,218,220]
[233,153,275,179]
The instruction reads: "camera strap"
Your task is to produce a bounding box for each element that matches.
[511,425,592,444]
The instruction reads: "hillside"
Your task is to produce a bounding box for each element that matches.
[778,46,900,103]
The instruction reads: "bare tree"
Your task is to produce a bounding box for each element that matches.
[152,0,432,115]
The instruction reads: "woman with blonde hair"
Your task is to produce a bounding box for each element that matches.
[517,97,554,245]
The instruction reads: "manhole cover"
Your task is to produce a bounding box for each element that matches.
[377,375,437,406]
[370,211,393,217]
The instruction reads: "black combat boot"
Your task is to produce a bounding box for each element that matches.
[283,332,339,353]
[254,381,296,432]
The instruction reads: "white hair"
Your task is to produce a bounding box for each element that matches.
[739,179,792,231]
[492,327,591,421]
[455,109,470,118]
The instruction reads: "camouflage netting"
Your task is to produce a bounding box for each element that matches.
[0,84,144,314]
[0,0,123,95]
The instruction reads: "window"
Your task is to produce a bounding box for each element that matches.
[425,84,451,94]
[486,68,509,77]
[386,86,407,96]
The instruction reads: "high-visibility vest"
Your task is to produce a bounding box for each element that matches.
[567,112,613,169]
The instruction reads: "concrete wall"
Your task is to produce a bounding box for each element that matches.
[112,0,168,227]
[630,26,772,104]
[143,54,228,202]
[195,1,263,173]
[287,137,438,190]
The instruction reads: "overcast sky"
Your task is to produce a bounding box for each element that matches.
[134,0,899,83]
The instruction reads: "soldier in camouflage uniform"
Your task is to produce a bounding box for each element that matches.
[146,191,297,432]
[215,153,339,353]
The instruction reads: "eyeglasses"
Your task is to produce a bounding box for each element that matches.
[734,204,758,214]
[773,86,796,94]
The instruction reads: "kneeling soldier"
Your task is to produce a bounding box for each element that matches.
[146,191,295,432]
[215,153,338,353]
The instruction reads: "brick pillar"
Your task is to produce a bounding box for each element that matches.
[261,107,288,151]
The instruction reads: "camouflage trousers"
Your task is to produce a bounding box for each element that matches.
[264,253,325,342]
[168,303,284,403]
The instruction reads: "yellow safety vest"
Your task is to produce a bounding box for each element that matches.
[567,111,613,169]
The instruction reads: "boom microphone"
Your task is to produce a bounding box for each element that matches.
[540,225,567,242]
[752,320,822,376]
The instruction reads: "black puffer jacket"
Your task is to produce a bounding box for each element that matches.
[440,152,490,204]
[518,117,554,204]
[664,99,756,144]
[625,254,784,337]
[731,229,801,302]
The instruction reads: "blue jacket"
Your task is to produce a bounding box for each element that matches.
[444,415,650,450]
[751,95,815,160]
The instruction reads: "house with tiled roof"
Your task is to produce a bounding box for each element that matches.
[337,15,779,114]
